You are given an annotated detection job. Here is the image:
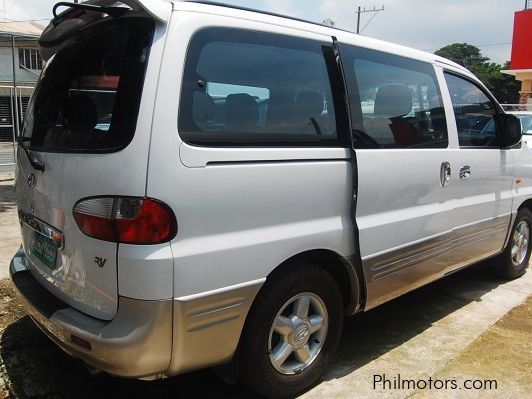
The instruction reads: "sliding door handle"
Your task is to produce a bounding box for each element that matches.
[440,162,451,187]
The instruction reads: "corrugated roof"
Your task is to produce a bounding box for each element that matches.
[0,19,44,37]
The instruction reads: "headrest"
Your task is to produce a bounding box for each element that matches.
[374,85,413,118]
[295,90,324,117]
[63,94,98,130]
[225,93,259,131]
[192,91,215,127]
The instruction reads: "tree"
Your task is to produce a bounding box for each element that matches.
[435,44,520,104]
[435,43,488,69]
[485,61,521,105]
[322,18,335,27]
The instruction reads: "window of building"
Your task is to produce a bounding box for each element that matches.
[19,48,44,70]
[444,73,499,147]
[179,28,344,147]
[340,45,448,149]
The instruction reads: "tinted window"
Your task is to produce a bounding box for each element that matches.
[444,73,498,147]
[22,19,153,152]
[518,115,532,134]
[340,45,448,149]
[179,28,344,147]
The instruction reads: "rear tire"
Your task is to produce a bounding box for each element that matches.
[497,208,532,279]
[238,262,343,399]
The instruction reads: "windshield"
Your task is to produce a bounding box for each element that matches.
[22,18,153,152]
[517,115,532,134]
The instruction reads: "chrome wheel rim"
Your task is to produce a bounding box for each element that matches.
[511,221,530,266]
[268,292,328,375]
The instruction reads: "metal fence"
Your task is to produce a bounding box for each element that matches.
[501,103,532,112]
[0,85,34,167]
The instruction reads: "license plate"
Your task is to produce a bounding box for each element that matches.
[31,232,58,269]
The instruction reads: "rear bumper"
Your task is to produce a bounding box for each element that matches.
[9,247,173,379]
[10,247,265,379]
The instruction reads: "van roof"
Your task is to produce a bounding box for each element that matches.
[173,0,471,76]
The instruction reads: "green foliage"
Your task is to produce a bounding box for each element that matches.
[435,43,488,68]
[435,44,520,104]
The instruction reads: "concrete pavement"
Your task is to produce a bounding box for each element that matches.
[0,180,18,279]
[301,268,532,399]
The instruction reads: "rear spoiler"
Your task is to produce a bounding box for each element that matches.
[39,0,171,60]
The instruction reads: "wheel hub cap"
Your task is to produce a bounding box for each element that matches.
[511,221,530,266]
[268,293,328,375]
[291,323,311,349]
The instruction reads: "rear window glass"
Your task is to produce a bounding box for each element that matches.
[179,28,344,147]
[22,19,154,152]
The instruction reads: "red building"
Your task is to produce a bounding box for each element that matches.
[502,3,532,107]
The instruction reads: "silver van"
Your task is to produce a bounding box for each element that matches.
[10,1,530,397]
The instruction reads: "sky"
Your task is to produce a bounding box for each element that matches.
[1,0,527,64]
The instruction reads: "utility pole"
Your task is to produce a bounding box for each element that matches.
[356,5,384,34]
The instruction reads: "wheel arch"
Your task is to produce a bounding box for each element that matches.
[267,249,365,316]
[501,202,531,252]
[518,198,532,213]
[213,249,365,384]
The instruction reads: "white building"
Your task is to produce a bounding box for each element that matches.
[0,19,44,85]
[0,20,44,167]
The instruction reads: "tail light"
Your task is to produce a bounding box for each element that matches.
[73,197,177,245]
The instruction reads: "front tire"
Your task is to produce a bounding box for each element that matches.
[497,208,532,279]
[238,262,343,398]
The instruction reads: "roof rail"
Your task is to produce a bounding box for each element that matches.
[181,0,353,33]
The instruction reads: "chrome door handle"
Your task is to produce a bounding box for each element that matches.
[440,162,451,187]
[460,166,471,180]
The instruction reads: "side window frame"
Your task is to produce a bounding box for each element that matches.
[178,27,351,148]
[337,43,449,150]
[443,70,503,150]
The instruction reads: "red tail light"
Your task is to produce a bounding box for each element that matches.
[73,197,177,245]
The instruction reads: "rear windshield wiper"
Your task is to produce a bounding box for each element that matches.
[16,137,45,172]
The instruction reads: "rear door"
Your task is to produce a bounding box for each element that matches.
[16,18,155,320]
[338,44,456,309]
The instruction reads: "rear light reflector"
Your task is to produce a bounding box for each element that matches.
[73,197,177,245]
[70,334,92,351]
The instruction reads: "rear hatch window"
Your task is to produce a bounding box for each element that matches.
[22,18,153,152]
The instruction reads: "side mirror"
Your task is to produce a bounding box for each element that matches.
[499,114,522,148]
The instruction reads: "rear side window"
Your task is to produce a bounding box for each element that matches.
[444,73,499,147]
[340,45,448,149]
[179,28,345,147]
[22,19,154,152]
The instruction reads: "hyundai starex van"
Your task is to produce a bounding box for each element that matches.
[10,0,530,397]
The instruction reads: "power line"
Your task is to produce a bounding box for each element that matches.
[355,5,384,34]
[360,9,379,33]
